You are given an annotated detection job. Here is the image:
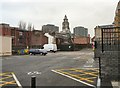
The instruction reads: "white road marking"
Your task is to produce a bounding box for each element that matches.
[84,58,94,67]
[51,70,96,88]
[79,53,85,55]
[27,71,41,75]
[73,56,81,59]
[55,56,67,59]
[97,76,101,88]
[12,73,22,88]
[84,65,93,67]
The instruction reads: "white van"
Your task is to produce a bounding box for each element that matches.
[43,44,57,53]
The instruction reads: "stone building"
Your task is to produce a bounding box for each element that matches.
[114,0,120,40]
[114,1,120,27]
[42,24,58,44]
[61,15,70,33]
[0,23,12,56]
[42,24,59,35]
[73,26,88,37]
[58,15,73,44]
[94,25,114,41]
[73,26,90,45]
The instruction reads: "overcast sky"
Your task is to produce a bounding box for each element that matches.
[0,0,119,37]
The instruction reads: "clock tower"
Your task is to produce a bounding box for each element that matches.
[62,15,70,33]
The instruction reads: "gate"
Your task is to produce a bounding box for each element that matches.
[101,27,120,52]
[100,27,120,81]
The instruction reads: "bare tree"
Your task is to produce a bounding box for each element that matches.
[22,22,26,30]
[18,21,26,30]
[32,25,35,31]
[18,21,22,29]
[27,23,32,31]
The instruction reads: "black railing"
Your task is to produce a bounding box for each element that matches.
[96,27,120,52]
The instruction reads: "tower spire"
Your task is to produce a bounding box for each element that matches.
[62,15,70,33]
[64,15,68,20]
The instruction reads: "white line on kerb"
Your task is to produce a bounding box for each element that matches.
[51,70,96,88]
[12,73,22,88]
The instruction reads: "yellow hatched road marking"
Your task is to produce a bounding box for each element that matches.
[0,72,13,76]
[73,68,99,73]
[0,81,17,87]
[86,77,97,80]
[4,81,16,85]
[0,83,5,86]
[82,72,98,77]
[55,68,99,83]
[0,72,17,87]
[76,74,86,76]
[74,69,85,73]
[1,74,12,77]
[0,80,5,82]
[58,70,94,83]
[0,76,13,81]
[73,69,98,77]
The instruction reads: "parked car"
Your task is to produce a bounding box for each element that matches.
[43,44,57,53]
[29,49,47,55]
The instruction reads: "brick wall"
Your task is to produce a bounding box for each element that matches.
[31,30,48,46]
[73,36,90,44]
[100,51,120,81]
[0,24,11,36]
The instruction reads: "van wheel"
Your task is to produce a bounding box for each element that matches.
[30,53,32,55]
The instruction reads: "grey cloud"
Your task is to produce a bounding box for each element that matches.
[1,0,119,37]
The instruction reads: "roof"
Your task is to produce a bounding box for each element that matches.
[95,24,114,29]
[0,23,9,27]
[116,1,120,13]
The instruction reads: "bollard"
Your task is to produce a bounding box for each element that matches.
[31,76,36,88]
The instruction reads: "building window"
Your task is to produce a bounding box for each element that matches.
[19,32,23,36]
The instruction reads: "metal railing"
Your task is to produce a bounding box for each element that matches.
[95,27,120,52]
